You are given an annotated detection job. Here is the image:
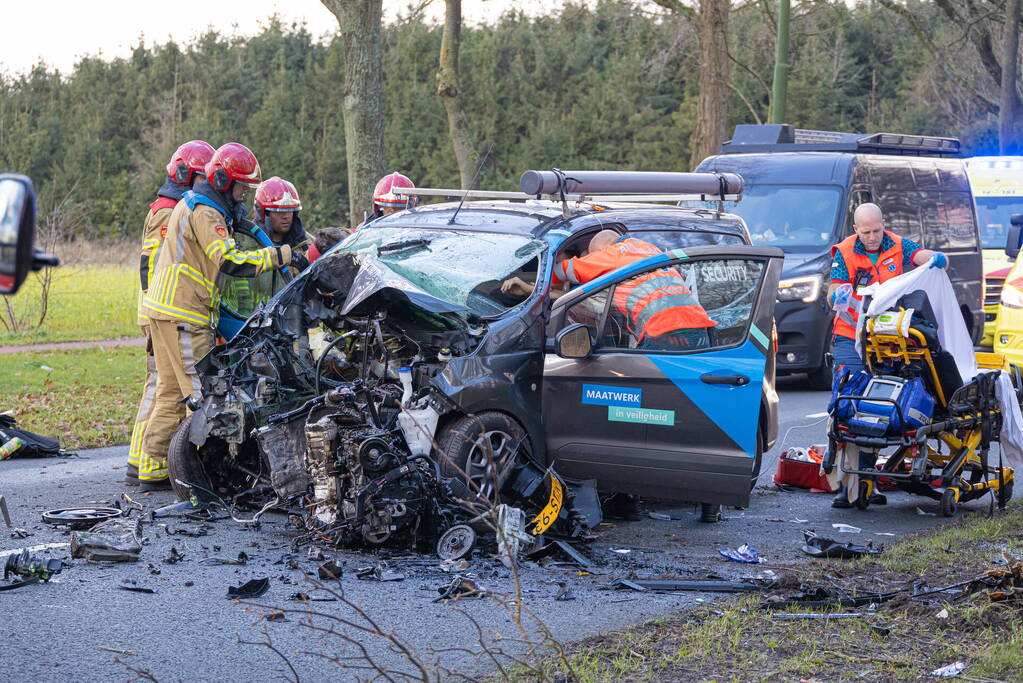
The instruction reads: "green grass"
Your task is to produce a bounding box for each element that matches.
[0,265,139,345]
[0,345,145,449]
[524,505,1023,682]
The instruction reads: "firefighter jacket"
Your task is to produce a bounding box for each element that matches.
[137,178,190,325]
[830,231,914,341]
[553,237,715,341]
[143,185,290,328]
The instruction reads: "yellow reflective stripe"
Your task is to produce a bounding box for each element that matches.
[177,264,214,293]
[143,238,160,249]
[204,239,226,258]
[142,299,211,326]
[221,245,268,267]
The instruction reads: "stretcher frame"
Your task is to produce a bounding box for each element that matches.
[823,316,1015,515]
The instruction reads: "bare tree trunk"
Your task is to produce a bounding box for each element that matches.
[1000,0,1022,154]
[688,0,730,170]
[437,0,477,188]
[321,0,387,227]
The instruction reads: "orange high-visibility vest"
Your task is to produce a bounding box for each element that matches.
[554,238,716,341]
[831,232,907,340]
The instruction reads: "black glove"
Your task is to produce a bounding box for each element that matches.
[290,250,310,272]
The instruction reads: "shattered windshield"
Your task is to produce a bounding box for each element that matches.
[338,227,546,317]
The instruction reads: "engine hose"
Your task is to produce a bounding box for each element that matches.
[313,329,358,395]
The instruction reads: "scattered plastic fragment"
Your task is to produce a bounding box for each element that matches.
[227,578,270,599]
[790,518,809,524]
[118,580,156,594]
[265,610,286,622]
[71,518,143,562]
[930,662,966,677]
[2,548,63,591]
[831,523,861,533]
[355,564,404,582]
[717,543,763,564]
[916,507,938,517]
[317,561,343,581]
[554,583,575,601]
[935,608,949,619]
[525,540,594,568]
[609,547,631,555]
[801,530,882,559]
[647,512,672,521]
[434,576,483,602]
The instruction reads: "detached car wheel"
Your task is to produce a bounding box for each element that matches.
[437,412,527,499]
[167,414,213,502]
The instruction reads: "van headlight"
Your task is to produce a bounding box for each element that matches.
[777,275,821,303]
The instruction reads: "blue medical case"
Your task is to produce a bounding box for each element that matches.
[846,375,934,437]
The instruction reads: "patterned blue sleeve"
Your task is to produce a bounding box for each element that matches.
[830,250,850,283]
[901,237,924,267]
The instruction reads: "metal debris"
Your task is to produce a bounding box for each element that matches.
[610,578,762,593]
[317,561,343,581]
[434,575,484,602]
[71,518,143,562]
[227,578,270,599]
[43,506,122,529]
[801,530,883,559]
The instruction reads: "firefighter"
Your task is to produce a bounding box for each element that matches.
[126,140,214,486]
[253,176,311,258]
[138,142,293,491]
[364,172,415,224]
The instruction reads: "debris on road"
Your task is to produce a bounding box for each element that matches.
[524,540,594,569]
[760,585,898,610]
[554,582,575,601]
[71,518,143,562]
[43,506,122,529]
[717,543,763,564]
[771,613,864,620]
[434,575,483,602]
[317,560,343,580]
[355,564,404,582]
[290,592,338,602]
[610,578,763,593]
[198,552,249,566]
[118,580,156,594]
[163,547,185,565]
[801,530,883,559]
[831,523,861,533]
[2,548,63,591]
[436,525,476,562]
[227,578,270,599]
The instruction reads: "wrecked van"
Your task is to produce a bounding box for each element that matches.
[167,170,784,550]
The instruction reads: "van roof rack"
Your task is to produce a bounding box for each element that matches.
[393,170,744,209]
[720,124,962,157]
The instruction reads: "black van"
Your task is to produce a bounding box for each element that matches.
[695,124,983,389]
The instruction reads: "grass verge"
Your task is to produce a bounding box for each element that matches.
[0,265,139,345]
[530,505,1023,682]
[0,345,144,449]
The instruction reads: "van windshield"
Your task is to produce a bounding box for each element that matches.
[975,196,1023,249]
[682,185,842,252]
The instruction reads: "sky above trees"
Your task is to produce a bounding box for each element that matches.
[0,0,558,75]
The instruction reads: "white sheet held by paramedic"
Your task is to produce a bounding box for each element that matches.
[855,267,1023,468]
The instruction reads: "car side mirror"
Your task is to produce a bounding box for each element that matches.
[0,174,37,295]
[1008,215,1023,260]
[555,323,594,359]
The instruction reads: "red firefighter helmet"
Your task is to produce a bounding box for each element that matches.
[166,140,215,186]
[373,172,415,211]
[205,142,262,193]
[254,177,302,222]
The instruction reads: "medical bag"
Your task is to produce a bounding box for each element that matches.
[828,369,871,420]
[846,375,934,437]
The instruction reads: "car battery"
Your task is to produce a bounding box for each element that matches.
[847,375,934,437]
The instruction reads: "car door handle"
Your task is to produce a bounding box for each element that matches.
[700,373,750,386]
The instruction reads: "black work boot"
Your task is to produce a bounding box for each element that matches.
[869,493,887,505]
[124,464,140,487]
[139,478,172,493]
[603,493,643,522]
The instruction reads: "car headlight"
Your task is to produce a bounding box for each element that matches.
[1001,279,1023,309]
[777,275,821,303]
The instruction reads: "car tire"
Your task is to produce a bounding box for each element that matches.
[436,411,527,499]
[167,414,213,502]
[750,430,764,492]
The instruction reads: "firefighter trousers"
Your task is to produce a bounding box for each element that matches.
[128,322,157,473]
[139,319,213,481]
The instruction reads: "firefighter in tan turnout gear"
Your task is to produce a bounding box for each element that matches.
[138,142,293,490]
[126,139,214,486]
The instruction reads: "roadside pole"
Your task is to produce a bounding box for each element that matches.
[769,0,790,124]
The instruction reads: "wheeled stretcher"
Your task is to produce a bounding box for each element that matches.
[823,289,1017,515]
